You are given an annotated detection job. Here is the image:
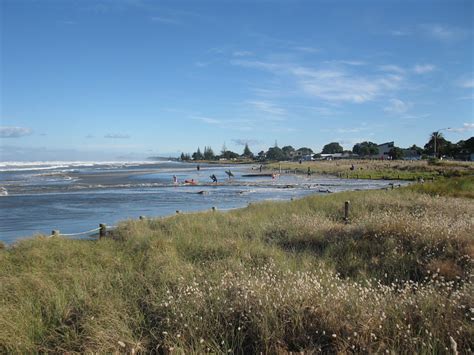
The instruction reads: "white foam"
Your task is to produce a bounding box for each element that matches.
[0,160,173,172]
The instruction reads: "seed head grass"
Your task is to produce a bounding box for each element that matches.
[0,177,473,353]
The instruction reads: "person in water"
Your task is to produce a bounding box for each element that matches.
[225,170,234,179]
[173,175,178,184]
[307,167,311,176]
[197,164,200,171]
[210,174,218,183]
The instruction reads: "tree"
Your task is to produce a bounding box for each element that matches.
[352,141,378,156]
[221,150,239,160]
[192,147,203,160]
[388,147,404,160]
[296,147,313,155]
[266,146,285,161]
[281,145,295,159]
[322,142,343,154]
[180,153,191,161]
[424,132,451,158]
[203,146,215,160]
[242,143,253,158]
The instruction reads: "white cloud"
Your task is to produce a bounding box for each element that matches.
[293,68,402,103]
[151,16,181,25]
[448,123,474,132]
[419,24,467,41]
[458,78,474,88]
[293,46,320,53]
[232,51,253,57]
[325,60,366,66]
[190,116,221,124]
[413,64,436,74]
[0,126,33,138]
[232,59,404,104]
[390,30,411,36]
[247,100,287,115]
[104,133,131,139]
[378,65,405,74]
[384,99,411,114]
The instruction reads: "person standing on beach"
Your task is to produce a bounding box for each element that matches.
[173,175,178,184]
[197,164,200,171]
[307,167,311,177]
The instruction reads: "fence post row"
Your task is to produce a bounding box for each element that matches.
[344,201,350,224]
[99,224,107,238]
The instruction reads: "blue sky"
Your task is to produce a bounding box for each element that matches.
[1,0,473,161]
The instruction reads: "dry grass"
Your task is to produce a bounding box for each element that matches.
[268,159,474,180]
[0,177,473,353]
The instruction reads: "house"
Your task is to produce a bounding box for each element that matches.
[402,149,421,160]
[376,142,394,159]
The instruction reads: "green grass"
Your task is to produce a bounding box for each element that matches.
[1,177,473,353]
[268,159,474,181]
[408,175,474,198]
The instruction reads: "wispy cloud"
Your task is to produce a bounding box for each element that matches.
[151,16,181,25]
[293,46,320,53]
[292,67,402,103]
[230,59,280,71]
[0,126,33,138]
[419,23,468,42]
[390,29,411,37]
[378,65,405,74]
[413,64,436,74]
[233,59,404,104]
[448,123,474,133]
[457,77,474,88]
[324,60,366,66]
[247,100,287,115]
[384,98,411,114]
[190,116,221,124]
[104,133,131,139]
[232,51,253,57]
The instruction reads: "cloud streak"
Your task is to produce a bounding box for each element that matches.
[233,59,404,103]
[0,126,33,138]
[104,133,131,139]
[448,123,474,133]
[413,64,436,74]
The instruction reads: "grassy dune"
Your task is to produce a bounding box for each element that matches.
[268,159,474,180]
[0,177,473,353]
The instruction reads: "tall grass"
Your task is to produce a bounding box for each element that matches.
[1,178,473,353]
[268,159,474,180]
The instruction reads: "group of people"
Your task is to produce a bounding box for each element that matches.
[173,165,234,185]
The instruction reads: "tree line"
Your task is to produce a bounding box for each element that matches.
[180,133,473,162]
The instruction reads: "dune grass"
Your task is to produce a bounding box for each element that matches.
[0,177,473,353]
[268,159,474,180]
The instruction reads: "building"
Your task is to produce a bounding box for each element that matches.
[376,141,394,159]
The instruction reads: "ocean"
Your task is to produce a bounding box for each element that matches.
[0,161,399,244]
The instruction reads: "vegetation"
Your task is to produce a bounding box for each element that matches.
[268,159,474,181]
[180,133,473,163]
[321,142,343,154]
[352,141,379,156]
[1,177,473,353]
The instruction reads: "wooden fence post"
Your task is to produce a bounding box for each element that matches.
[139,216,145,220]
[99,224,106,238]
[52,230,59,237]
[344,201,350,224]
[211,206,216,211]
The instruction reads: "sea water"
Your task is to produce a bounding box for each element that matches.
[0,161,401,244]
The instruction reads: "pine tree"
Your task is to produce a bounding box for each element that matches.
[243,143,253,158]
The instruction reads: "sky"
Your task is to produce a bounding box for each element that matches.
[1,0,473,161]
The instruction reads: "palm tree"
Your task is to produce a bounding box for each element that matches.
[430,131,443,157]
